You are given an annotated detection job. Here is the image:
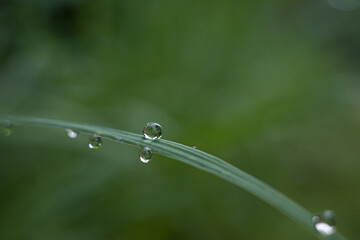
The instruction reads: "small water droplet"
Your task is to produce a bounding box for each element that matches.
[192,146,197,149]
[139,147,152,163]
[2,121,13,137]
[88,134,102,150]
[112,136,122,142]
[313,210,336,236]
[143,122,162,140]
[65,129,79,139]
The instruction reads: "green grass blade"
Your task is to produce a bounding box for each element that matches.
[0,116,347,240]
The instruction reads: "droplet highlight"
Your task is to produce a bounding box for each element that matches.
[139,147,152,163]
[313,210,336,236]
[143,122,162,140]
[88,134,102,150]
[2,121,13,137]
[192,146,197,149]
[65,129,79,139]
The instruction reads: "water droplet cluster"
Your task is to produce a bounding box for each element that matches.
[139,122,163,163]
[313,210,336,236]
[62,122,163,163]
[5,120,165,164]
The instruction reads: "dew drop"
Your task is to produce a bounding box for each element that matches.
[2,121,13,137]
[143,122,162,140]
[65,129,79,139]
[313,210,336,236]
[192,146,197,149]
[139,147,152,163]
[88,134,102,150]
[112,136,123,142]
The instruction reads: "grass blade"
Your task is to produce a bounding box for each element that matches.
[0,116,347,240]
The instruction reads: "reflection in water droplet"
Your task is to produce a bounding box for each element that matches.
[88,134,102,150]
[192,146,197,149]
[65,129,79,139]
[143,122,162,140]
[139,147,152,163]
[313,210,336,236]
[2,121,13,137]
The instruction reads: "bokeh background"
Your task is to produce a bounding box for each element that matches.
[1,0,360,239]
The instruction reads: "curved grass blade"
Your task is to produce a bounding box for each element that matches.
[0,116,347,240]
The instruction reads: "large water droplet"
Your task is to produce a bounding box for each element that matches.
[143,122,162,140]
[2,121,13,137]
[88,134,102,150]
[313,210,336,236]
[65,129,79,139]
[139,147,152,163]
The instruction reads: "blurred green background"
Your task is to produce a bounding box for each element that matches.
[1,0,360,239]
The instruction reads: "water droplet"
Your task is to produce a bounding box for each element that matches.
[88,134,102,150]
[313,210,336,236]
[65,129,79,139]
[192,146,197,149]
[139,147,152,163]
[112,136,123,142]
[2,121,13,137]
[143,122,162,140]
